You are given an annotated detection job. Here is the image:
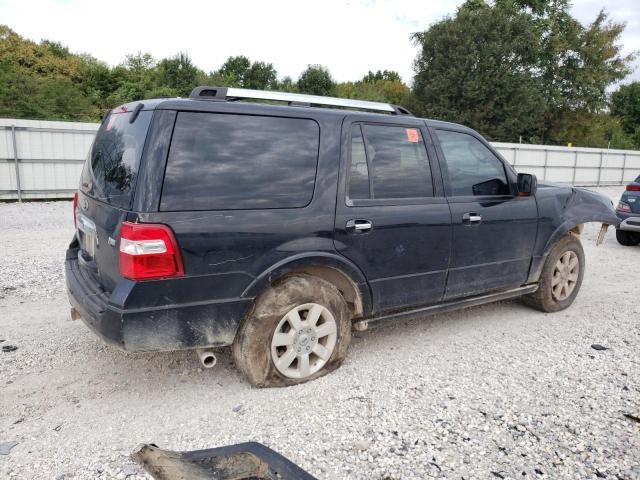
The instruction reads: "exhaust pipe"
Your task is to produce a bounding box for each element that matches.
[196,348,217,368]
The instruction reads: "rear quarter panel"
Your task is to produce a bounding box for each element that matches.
[135,109,344,307]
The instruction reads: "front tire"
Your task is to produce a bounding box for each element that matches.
[616,229,640,246]
[523,234,585,313]
[232,274,351,387]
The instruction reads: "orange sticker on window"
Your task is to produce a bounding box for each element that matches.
[406,128,419,143]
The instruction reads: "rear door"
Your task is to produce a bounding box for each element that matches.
[431,127,538,299]
[76,107,153,291]
[334,118,452,313]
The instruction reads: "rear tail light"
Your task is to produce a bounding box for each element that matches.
[626,183,640,191]
[119,222,184,280]
[73,192,78,228]
[617,201,632,213]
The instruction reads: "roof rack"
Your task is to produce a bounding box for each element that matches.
[188,86,413,115]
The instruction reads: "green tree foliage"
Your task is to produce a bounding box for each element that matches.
[297,65,335,96]
[411,0,635,146]
[244,61,277,89]
[412,2,546,142]
[156,53,200,97]
[334,79,409,105]
[217,56,277,89]
[611,82,640,147]
[1,20,637,150]
[361,70,401,83]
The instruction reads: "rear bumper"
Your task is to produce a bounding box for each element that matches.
[65,248,251,352]
[617,213,640,233]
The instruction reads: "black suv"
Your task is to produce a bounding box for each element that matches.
[66,87,619,387]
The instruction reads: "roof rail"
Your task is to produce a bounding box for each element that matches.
[188,86,412,115]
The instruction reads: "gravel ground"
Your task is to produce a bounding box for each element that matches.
[1,186,639,480]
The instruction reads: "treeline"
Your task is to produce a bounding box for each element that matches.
[1,0,639,149]
[0,24,408,123]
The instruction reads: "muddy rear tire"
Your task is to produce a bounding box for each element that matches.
[232,274,351,387]
[522,234,585,313]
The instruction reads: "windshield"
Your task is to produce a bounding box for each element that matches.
[80,110,152,209]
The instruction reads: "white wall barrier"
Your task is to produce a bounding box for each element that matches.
[0,118,98,201]
[1,118,639,201]
[493,142,640,187]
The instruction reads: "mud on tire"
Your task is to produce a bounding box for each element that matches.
[523,234,585,313]
[232,274,351,387]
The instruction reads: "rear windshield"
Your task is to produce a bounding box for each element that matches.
[160,112,320,211]
[80,110,152,209]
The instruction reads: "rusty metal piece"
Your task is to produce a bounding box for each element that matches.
[131,442,316,480]
[70,307,81,321]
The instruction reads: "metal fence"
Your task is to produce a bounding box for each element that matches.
[493,142,640,186]
[1,118,639,202]
[0,118,98,201]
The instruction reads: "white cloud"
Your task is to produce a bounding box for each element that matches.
[0,0,637,84]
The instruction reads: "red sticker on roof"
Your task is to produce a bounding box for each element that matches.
[406,128,419,143]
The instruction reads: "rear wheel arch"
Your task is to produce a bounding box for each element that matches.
[241,253,372,319]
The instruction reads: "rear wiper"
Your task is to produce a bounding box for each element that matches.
[129,103,144,124]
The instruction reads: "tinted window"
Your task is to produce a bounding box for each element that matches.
[80,110,152,208]
[436,130,510,196]
[348,126,370,199]
[161,112,319,211]
[359,125,433,199]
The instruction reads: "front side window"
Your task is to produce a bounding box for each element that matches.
[161,112,320,211]
[347,124,433,200]
[435,130,510,196]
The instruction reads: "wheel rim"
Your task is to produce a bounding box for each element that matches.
[551,250,579,301]
[271,303,338,379]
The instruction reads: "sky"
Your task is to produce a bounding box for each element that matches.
[0,0,638,85]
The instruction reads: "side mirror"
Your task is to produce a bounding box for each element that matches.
[517,173,537,196]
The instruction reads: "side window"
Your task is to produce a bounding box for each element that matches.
[435,130,510,196]
[348,126,370,199]
[348,124,433,200]
[161,112,319,211]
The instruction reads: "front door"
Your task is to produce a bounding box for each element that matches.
[334,119,452,313]
[432,128,538,299]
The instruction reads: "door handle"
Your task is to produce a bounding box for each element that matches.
[462,213,482,224]
[346,219,373,233]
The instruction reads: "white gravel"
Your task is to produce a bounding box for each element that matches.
[1,187,639,480]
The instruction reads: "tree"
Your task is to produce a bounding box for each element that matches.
[362,70,401,83]
[411,0,634,145]
[611,82,640,147]
[412,1,546,141]
[335,79,410,105]
[244,61,277,90]
[297,65,334,96]
[156,52,201,97]
[275,76,296,92]
[218,55,251,86]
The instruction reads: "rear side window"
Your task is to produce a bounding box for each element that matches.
[80,110,152,208]
[348,126,370,199]
[161,112,320,211]
[435,130,510,196]
[348,124,433,200]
